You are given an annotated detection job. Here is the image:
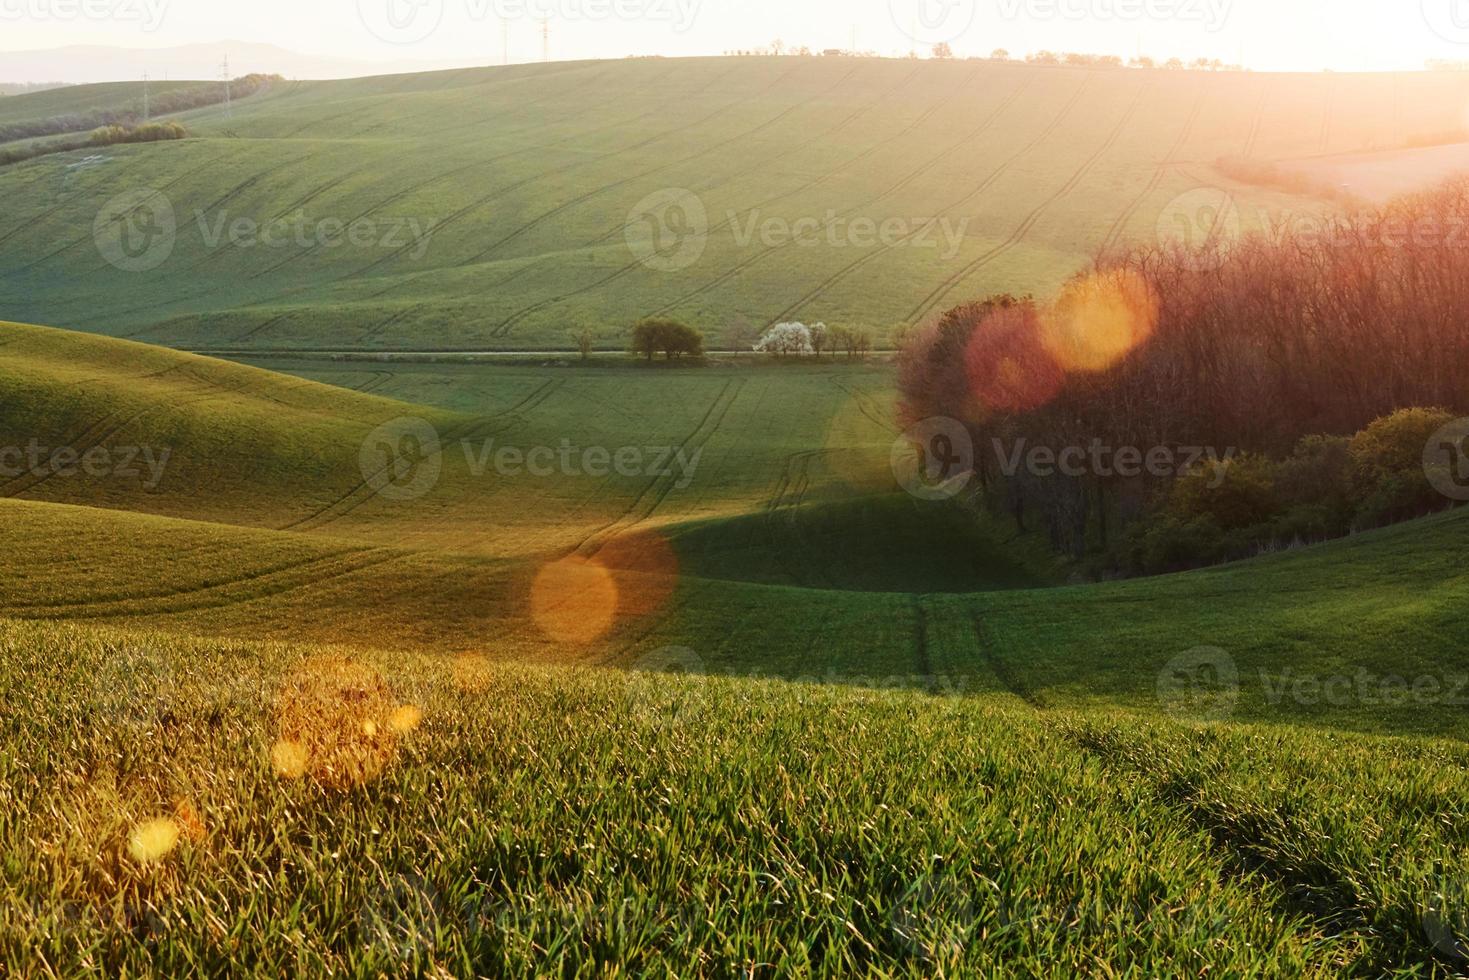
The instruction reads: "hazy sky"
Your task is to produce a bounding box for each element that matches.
[3,0,1468,72]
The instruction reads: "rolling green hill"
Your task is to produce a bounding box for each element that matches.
[3,321,1469,972]
[3,58,1468,351]
[3,320,1466,738]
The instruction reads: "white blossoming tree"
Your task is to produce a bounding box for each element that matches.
[754,322,814,357]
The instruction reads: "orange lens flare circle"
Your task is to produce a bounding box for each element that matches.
[1042,269,1159,374]
[529,557,619,646]
[963,305,1064,413]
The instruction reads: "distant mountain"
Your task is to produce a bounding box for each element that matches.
[0,42,475,84]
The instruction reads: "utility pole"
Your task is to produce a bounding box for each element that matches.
[221,55,232,117]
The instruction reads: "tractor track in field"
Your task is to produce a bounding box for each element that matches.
[451,63,856,275]
[0,361,190,492]
[4,548,409,621]
[1098,80,1207,256]
[601,576,721,667]
[651,70,1037,321]
[1242,75,1271,160]
[263,170,363,222]
[970,610,1046,708]
[279,377,565,533]
[765,449,836,589]
[347,63,807,278]
[770,76,1095,327]
[0,366,261,498]
[18,152,313,278]
[1319,74,1335,154]
[829,377,898,435]
[350,371,396,395]
[901,79,1151,327]
[340,66,731,302]
[573,379,744,560]
[234,312,291,343]
[0,148,230,253]
[478,66,927,337]
[913,599,933,678]
[579,63,933,252]
[240,65,732,289]
[0,547,373,611]
[358,304,426,344]
[237,64,745,304]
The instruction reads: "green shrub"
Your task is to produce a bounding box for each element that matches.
[630,318,703,362]
[1350,408,1455,526]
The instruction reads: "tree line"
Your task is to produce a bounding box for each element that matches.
[898,177,1469,575]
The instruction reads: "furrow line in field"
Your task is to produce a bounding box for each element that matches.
[901,79,1151,326]
[770,76,1095,326]
[1098,80,1206,255]
[650,71,1037,319]
[574,379,743,559]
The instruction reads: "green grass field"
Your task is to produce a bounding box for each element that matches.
[4,58,1469,351]
[3,56,1469,975]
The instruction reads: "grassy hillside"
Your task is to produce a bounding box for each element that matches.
[2,322,1466,739]
[3,59,1468,350]
[3,616,1468,975]
[1,320,1468,972]
[0,80,204,129]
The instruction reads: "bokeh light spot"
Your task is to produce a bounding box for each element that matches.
[963,304,1065,413]
[1042,269,1159,373]
[389,705,423,734]
[127,818,181,864]
[274,657,400,789]
[530,558,618,645]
